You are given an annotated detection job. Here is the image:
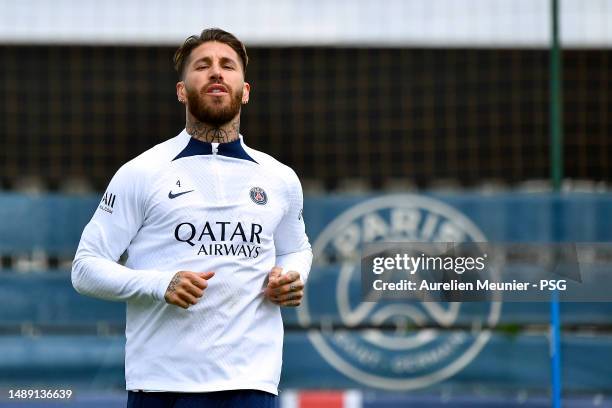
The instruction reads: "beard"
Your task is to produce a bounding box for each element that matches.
[186,83,243,127]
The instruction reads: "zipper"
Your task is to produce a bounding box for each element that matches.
[211,143,225,203]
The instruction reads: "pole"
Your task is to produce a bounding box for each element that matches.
[549,0,563,407]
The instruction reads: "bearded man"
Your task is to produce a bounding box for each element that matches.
[72,28,312,408]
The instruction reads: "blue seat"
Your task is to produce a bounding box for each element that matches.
[0,271,125,328]
[0,335,124,388]
[0,193,99,259]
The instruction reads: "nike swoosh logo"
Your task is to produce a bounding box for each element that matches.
[168,190,194,199]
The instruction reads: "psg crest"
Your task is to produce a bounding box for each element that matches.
[297,194,501,390]
[249,187,268,205]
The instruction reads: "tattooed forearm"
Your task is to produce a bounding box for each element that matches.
[187,117,240,143]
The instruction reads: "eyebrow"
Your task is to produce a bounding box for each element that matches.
[191,56,238,66]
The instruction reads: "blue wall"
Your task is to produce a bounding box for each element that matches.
[0,192,611,393]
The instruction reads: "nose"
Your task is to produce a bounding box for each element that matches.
[209,62,223,81]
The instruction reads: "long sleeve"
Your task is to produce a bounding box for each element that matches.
[273,170,313,283]
[71,162,172,302]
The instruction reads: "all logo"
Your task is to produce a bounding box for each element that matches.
[99,191,116,214]
[297,194,501,390]
[249,187,268,205]
[102,192,116,208]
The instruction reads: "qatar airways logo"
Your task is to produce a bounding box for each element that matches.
[174,221,263,258]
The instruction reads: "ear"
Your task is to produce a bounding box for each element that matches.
[242,82,251,104]
[176,81,186,104]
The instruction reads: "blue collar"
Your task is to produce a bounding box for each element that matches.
[173,137,258,163]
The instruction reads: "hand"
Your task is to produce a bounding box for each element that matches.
[264,266,304,307]
[164,271,214,309]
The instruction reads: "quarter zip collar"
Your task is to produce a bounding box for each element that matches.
[173,132,258,163]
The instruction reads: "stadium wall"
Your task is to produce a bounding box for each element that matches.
[1,193,611,398]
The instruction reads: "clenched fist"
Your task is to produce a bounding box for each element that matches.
[264,266,304,307]
[164,271,215,309]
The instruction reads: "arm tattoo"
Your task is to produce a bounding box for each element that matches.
[187,117,241,143]
[167,272,182,294]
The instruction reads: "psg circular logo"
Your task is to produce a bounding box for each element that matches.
[297,194,501,390]
[249,187,268,205]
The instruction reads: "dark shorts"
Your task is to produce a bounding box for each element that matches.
[127,389,278,408]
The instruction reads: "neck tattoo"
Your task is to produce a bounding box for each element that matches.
[186,117,241,143]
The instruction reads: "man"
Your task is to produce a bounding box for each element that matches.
[72,28,312,408]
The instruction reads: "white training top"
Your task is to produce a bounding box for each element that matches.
[72,130,312,395]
